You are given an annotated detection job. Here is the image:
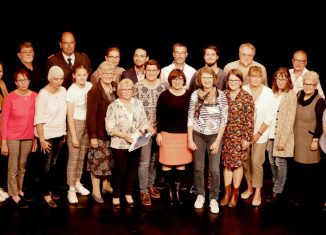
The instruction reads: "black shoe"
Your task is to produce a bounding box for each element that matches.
[266,192,281,204]
[43,197,58,208]
[11,198,29,209]
[51,193,60,201]
[19,194,34,202]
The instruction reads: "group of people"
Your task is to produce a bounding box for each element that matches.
[0,31,325,215]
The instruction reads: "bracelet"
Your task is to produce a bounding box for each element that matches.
[258,131,263,136]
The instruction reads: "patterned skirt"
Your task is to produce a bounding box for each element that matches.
[87,139,113,176]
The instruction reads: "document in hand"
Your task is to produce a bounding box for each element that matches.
[128,132,153,152]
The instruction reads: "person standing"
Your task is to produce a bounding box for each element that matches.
[1,69,37,208]
[121,48,148,84]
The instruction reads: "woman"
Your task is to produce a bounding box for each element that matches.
[188,67,228,214]
[292,71,325,207]
[35,66,67,208]
[220,69,254,208]
[106,78,149,208]
[136,59,168,206]
[0,60,9,202]
[241,66,275,206]
[156,68,192,205]
[1,69,37,208]
[266,67,297,203]
[86,61,117,204]
[66,64,93,204]
[319,109,326,210]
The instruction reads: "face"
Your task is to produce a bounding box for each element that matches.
[239,47,254,67]
[249,74,262,87]
[49,76,64,90]
[275,74,288,91]
[73,67,88,86]
[18,47,34,64]
[204,48,218,66]
[145,64,160,82]
[0,64,3,80]
[200,72,214,90]
[105,50,120,67]
[15,73,30,91]
[120,85,133,100]
[60,33,76,56]
[227,74,242,91]
[303,78,317,96]
[171,76,185,90]
[292,52,307,72]
[100,68,115,84]
[133,49,148,67]
[173,46,187,65]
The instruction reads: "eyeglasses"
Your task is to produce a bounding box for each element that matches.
[121,88,133,91]
[62,42,75,46]
[146,69,158,73]
[172,77,184,82]
[107,55,120,59]
[16,79,29,83]
[228,79,241,83]
[240,53,254,58]
[276,78,288,82]
[293,58,306,64]
[303,83,316,88]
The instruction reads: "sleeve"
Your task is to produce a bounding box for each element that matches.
[105,102,117,136]
[243,93,255,142]
[314,98,326,138]
[34,91,48,125]
[156,94,164,133]
[86,89,98,139]
[1,95,11,139]
[219,91,228,126]
[187,91,197,127]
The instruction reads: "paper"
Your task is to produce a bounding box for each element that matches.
[128,132,153,152]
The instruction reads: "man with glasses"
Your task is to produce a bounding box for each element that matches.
[46,31,92,89]
[290,50,324,98]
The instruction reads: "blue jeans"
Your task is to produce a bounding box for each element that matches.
[193,131,221,200]
[138,137,157,193]
[268,140,288,194]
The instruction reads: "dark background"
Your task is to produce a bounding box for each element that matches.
[0,2,324,88]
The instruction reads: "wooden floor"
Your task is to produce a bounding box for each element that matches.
[0,185,325,235]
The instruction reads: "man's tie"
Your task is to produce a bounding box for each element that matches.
[67,58,73,69]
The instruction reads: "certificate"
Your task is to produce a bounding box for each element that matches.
[128,132,153,152]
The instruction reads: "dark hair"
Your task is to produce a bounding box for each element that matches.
[13,68,30,82]
[145,59,160,70]
[271,67,293,93]
[195,67,218,88]
[167,69,186,86]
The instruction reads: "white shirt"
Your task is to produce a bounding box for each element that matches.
[160,62,196,89]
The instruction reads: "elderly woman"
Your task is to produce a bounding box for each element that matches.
[106,78,149,208]
[86,61,117,204]
[292,71,325,207]
[34,66,67,208]
[220,69,254,208]
[266,67,297,203]
[241,66,275,206]
[1,69,37,208]
[188,67,228,214]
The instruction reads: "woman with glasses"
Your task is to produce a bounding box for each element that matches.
[188,67,228,213]
[266,67,297,204]
[220,69,254,208]
[1,69,37,208]
[292,71,326,207]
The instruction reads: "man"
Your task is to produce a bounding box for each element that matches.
[290,50,324,98]
[224,43,268,86]
[189,45,227,92]
[160,43,196,89]
[46,31,92,89]
[121,48,148,83]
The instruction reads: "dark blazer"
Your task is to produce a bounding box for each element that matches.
[121,67,137,84]
[46,51,92,89]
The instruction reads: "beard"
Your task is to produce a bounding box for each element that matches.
[206,62,216,67]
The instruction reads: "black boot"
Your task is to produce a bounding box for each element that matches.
[174,170,184,204]
[163,170,174,205]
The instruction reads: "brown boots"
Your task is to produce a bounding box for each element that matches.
[220,185,240,207]
[220,185,232,206]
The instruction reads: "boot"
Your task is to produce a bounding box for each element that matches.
[220,185,232,206]
[174,182,180,203]
[228,187,239,207]
[174,170,184,204]
[163,170,174,205]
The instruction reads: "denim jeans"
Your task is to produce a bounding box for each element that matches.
[138,137,157,193]
[193,131,221,200]
[268,140,288,194]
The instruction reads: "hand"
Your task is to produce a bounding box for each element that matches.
[242,140,250,150]
[72,137,80,148]
[156,133,162,147]
[40,140,51,154]
[188,139,197,151]
[311,141,318,151]
[276,143,285,151]
[124,134,134,143]
[90,138,98,148]
[251,133,260,144]
[210,139,220,155]
[31,140,38,152]
[1,142,9,156]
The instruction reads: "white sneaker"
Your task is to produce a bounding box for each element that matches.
[67,190,78,204]
[194,195,205,209]
[0,194,5,202]
[75,183,90,196]
[210,199,219,214]
[0,188,9,199]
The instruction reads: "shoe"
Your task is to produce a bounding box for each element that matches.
[11,198,29,209]
[140,192,151,206]
[67,190,78,204]
[241,190,253,199]
[0,188,9,199]
[112,197,120,208]
[0,195,5,202]
[20,194,34,202]
[209,199,219,214]
[148,186,160,199]
[252,196,261,206]
[102,186,113,194]
[44,197,57,208]
[75,183,90,196]
[51,193,60,201]
[194,195,205,209]
[92,193,104,204]
[125,195,134,208]
[266,192,280,204]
